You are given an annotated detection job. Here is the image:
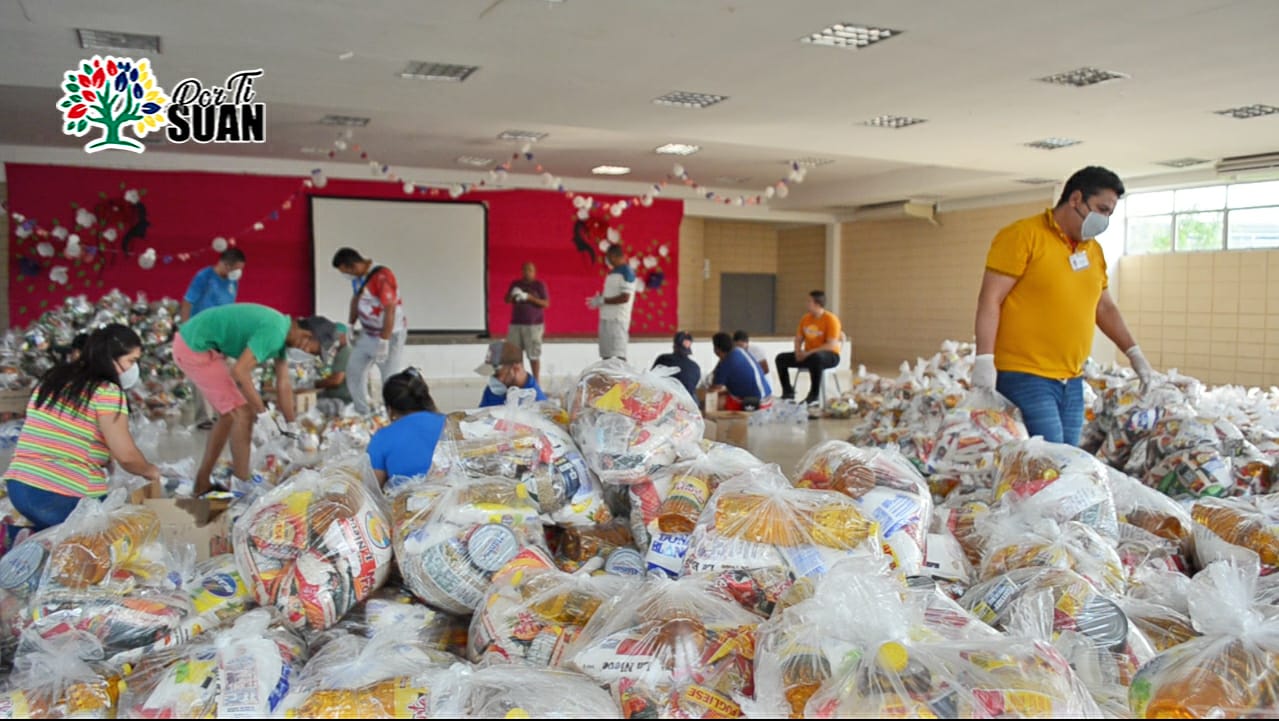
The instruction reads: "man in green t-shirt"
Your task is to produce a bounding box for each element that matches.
[173,303,337,496]
[315,324,353,415]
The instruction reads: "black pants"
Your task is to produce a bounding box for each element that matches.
[776,351,840,402]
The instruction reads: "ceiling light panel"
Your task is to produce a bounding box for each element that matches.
[1037,67,1128,87]
[591,165,631,175]
[653,91,728,109]
[399,61,479,82]
[655,143,701,156]
[77,28,162,53]
[1014,178,1056,185]
[1214,104,1279,119]
[790,158,835,168]
[456,156,495,167]
[1024,137,1081,150]
[319,115,370,127]
[801,22,901,49]
[863,114,927,129]
[497,129,548,142]
[1155,157,1211,168]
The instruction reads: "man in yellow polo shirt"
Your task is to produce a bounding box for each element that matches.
[776,289,842,408]
[972,166,1153,446]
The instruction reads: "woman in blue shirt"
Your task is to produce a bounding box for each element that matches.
[366,368,446,488]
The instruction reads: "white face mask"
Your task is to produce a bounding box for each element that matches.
[1077,203,1109,239]
[117,362,140,390]
[342,272,358,283]
[287,348,316,364]
[227,269,243,282]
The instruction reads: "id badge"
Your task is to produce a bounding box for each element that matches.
[1069,251,1090,271]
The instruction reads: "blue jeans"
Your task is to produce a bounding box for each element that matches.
[996,371,1085,446]
[5,479,88,531]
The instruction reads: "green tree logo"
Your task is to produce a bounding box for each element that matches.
[57,55,170,154]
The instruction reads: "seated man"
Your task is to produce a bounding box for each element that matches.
[732,329,770,375]
[314,324,352,416]
[652,331,700,402]
[775,290,842,407]
[710,332,773,411]
[479,341,548,407]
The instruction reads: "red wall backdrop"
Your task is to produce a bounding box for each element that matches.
[4,163,682,335]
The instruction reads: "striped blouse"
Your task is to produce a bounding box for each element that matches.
[5,383,128,497]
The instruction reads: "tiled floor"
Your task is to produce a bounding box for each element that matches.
[745,417,857,473]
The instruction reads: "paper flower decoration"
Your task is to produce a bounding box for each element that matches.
[124,188,140,204]
[606,228,621,242]
[51,226,69,240]
[310,169,328,189]
[49,266,69,285]
[101,227,118,242]
[402,181,415,195]
[211,236,228,252]
[36,242,55,258]
[597,240,610,253]
[64,238,82,258]
[138,248,157,269]
[643,255,658,269]
[658,244,669,257]
[75,208,96,228]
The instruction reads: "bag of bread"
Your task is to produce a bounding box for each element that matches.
[116,608,307,719]
[232,459,393,631]
[469,547,638,667]
[993,439,1118,537]
[566,574,763,719]
[392,474,546,615]
[0,631,118,719]
[794,441,931,574]
[568,360,704,485]
[1191,494,1279,574]
[1129,561,1279,717]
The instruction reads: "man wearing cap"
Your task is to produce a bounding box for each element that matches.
[479,341,548,407]
[506,262,550,381]
[173,303,337,496]
[331,247,408,414]
[652,331,700,402]
[709,331,773,411]
[314,323,353,416]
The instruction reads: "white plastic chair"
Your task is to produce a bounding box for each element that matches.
[789,334,848,405]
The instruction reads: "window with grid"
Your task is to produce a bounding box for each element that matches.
[1119,180,1279,255]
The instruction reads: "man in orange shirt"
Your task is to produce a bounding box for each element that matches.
[775,290,842,407]
[972,166,1153,446]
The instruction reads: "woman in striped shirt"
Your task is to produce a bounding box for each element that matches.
[4,324,161,530]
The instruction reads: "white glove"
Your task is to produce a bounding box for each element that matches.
[511,288,529,302]
[283,421,301,437]
[375,338,390,363]
[1126,345,1154,393]
[586,294,605,309]
[971,354,997,391]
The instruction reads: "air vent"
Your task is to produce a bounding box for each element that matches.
[399,61,479,82]
[77,28,161,53]
[655,143,701,156]
[790,158,835,168]
[1155,157,1210,168]
[801,23,901,49]
[1024,137,1081,150]
[497,129,548,142]
[319,115,371,127]
[1216,152,1279,174]
[1214,104,1279,120]
[456,156,495,167]
[1015,177,1056,185]
[863,114,927,129]
[1038,67,1127,87]
[653,91,728,109]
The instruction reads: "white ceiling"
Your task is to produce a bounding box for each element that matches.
[0,0,1277,212]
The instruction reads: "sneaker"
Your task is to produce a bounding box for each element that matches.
[196,420,215,431]
[806,400,823,419]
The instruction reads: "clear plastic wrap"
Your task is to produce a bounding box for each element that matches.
[1106,467,1194,556]
[921,388,1028,492]
[1128,561,1279,717]
[992,439,1119,537]
[391,475,546,615]
[978,517,1126,595]
[278,630,461,718]
[628,444,766,553]
[320,585,469,657]
[682,465,885,606]
[567,360,704,485]
[1191,494,1279,574]
[566,574,763,719]
[794,441,932,574]
[232,459,393,631]
[1096,382,1193,469]
[932,490,992,570]
[0,631,117,719]
[551,519,643,576]
[116,608,307,718]
[456,665,622,718]
[469,547,638,666]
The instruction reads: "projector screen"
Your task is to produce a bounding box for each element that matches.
[311,197,488,333]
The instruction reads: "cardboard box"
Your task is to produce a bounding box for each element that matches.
[261,388,319,415]
[144,497,232,563]
[0,389,31,416]
[704,410,750,449]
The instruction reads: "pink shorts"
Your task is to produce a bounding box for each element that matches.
[172,332,247,415]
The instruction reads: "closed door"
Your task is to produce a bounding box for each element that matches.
[720,273,776,334]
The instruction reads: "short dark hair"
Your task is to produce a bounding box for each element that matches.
[712,332,734,354]
[383,368,437,414]
[732,330,749,343]
[809,290,826,308]
[331,247,365,269]
[219,248,246,265]
[1056,166,1125,207]
[605,244,625,259]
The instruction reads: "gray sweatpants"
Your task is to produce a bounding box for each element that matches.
[346,329,408,414]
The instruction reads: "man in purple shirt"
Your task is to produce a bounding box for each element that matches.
[506,261,550,381]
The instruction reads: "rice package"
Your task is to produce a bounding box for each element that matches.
[566,574,763,719]
[568,360,704,485]
[391,475,546,615]
[993,439,1118,537]
[232,461,393,631]
[794,441,932,574]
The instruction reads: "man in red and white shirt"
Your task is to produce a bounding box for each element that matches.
[332,247,409,414]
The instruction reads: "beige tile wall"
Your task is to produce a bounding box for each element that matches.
[840,201,1046,368]
[776,225,826,332]
[697,220,780,331]
[1116,250,1274,388]
[677,216,706,332]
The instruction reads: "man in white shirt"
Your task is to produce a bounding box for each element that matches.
[588,245,636,361]
[331,247,409,414]
[732,329,770,376]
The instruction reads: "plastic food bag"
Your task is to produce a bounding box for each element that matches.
[567,574,763,719]
[392,475,546,615]
[117,608,307,719]
[932,490,992,569]
[278,630,461,718]
[568,360,704,485]
[551,519,644,576]
[978,516,1126,595]
[683,465,885,605]
[922,388,1028,491]
[1191,494,1279,574]
[1128,561,1279,717]
[993,439,1118,537]
[629,444,765,552]
[470,547,639,666]
[794,441,932,574]
[1097,383,1193,469]
[1106,467,1194,556]
[0,631,118,719]
[456,665,621,718]
[232,460,393,631]
[321,585,469,657]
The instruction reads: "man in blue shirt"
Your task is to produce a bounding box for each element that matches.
[709,332,773,411]
[180,249,246,322]
[479,341,548,407]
